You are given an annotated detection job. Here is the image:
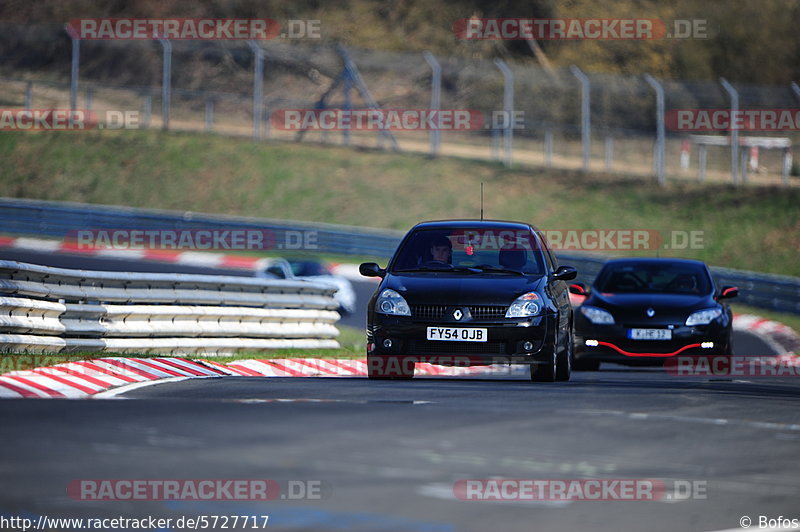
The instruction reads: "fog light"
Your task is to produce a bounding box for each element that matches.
[585,339,599,347]
[383,339,393,349]
[701,342,714,349]
[523,341,534,351]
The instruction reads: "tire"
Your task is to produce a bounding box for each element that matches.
[367,355,415,380]
[531,349,557,382]
[556,338,572,382]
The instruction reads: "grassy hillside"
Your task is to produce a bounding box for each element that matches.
[1,129,798,276]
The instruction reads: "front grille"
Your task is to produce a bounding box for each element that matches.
[407,340,507,355]
[469,306,507,320]
[411,305,448,320]
[410,305,508,321]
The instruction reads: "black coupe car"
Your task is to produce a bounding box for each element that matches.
[359,220,577,382]
[570,257,738,370]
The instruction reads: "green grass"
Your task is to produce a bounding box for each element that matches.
[2,129,798,276]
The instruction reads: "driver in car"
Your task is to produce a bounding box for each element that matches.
[429,235,452,264]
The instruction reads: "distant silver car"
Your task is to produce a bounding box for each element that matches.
[255,258,356,315]
[287,259,357,315]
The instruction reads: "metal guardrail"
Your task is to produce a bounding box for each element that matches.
[0,260,341,354]
[1,197,798,315]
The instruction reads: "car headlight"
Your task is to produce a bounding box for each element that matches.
[505,292,542,318]
[685,308,722,326]
[580,305,615,325]
[375,289,411,316]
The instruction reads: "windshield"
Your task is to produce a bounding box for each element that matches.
[289,261,329,277]
[594,262,712,295]
[390,227,545,275]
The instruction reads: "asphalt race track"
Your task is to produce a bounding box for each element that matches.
[2,372,800,532]
[1,248,797,532]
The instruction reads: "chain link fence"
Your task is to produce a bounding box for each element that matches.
[2,23,799,186]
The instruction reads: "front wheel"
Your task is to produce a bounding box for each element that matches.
[556,340,572,382]
[531,350,557,382]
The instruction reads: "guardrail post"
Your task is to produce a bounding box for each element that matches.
[720,78,739,185]
[248,40,264,140]
[494,58,514,167]
[65,24,80,110]
[644,73,666,186]
[423,51,441,156]
[570,65,591,173]
[158,38,172,131]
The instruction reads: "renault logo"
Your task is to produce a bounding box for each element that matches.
[453,309,463,321]
[646,308,656,318]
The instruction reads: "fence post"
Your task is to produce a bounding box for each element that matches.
[494,58,514,168]
[204,97,214,131]
[423,51,441,156]
[570,65,591,173]
[65,24,80,110]
[544,128,553,167]
[782,147,792,186]
[644,73,666,186]
[720,78,739,185]
[24,82,32,109]
[698,144,707,183]
[84,87,93,110]
[342,70,352,146]
[158,38,172,131]
[604,134,613,170]
[248,40,264,140]
[142,91,152,129]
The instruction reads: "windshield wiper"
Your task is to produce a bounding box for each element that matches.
[473,266,527,275]
[394,266,481,273]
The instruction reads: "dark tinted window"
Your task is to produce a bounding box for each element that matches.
[391,227,544,275]
[594,261,712,294]
[290,261,329,276]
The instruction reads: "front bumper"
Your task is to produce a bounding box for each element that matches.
[368,313,558,366]
[574,320,730,366]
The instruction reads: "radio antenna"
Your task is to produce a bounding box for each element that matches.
[480,182,484,221]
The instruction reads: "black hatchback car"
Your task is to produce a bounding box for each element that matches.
[359,220,577,382]
[570,257,738,370]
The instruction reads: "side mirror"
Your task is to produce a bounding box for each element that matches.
[359,262,386,278]
[553,265,578,281]
[568,282,587,296]
[718,286,738,300]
